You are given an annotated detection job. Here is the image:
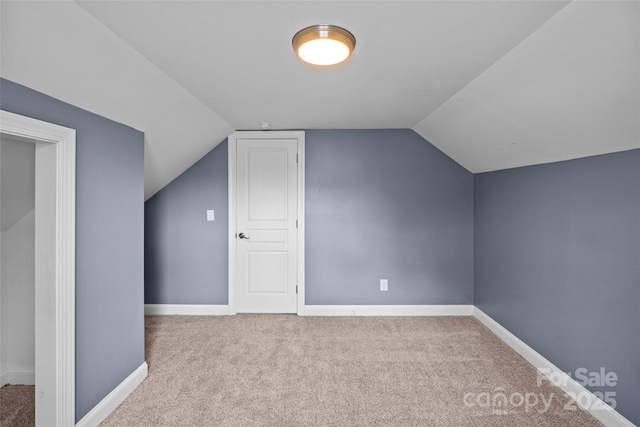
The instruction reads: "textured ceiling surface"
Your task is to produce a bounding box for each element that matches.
[1,1,638,198]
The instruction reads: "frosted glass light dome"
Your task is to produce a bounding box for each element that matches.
[293,25,356,66]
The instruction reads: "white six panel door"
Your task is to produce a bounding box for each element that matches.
[235,137,298,313]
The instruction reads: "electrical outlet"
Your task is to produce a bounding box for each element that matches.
[206,210,215,221]
[380,279,388,291]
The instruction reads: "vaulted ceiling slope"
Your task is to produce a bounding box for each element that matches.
[1,134,35,232]
[1,1,638,199]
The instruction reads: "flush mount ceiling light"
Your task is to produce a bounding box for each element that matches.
[292,24,356,66]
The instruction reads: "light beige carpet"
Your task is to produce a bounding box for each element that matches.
[101,315,602,427]
[0,385,35,427]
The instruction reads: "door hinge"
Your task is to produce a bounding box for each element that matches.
[296,285,298,294]
[296,153,299,163]
[296,219,298,228]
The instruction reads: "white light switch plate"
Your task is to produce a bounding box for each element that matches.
[380,279,388,291]
[206,210,215,221]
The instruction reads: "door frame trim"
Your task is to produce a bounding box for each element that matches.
[228,130,305,315]
[0,110,76,426]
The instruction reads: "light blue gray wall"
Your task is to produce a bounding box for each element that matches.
[144,129,474,306]
[0,78,145,422]
[306,130,474,304]
[474,150,640,425]
[145,141,228,304]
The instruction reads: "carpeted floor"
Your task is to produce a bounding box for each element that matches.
[100,315,602,426]
[0,385,35,427]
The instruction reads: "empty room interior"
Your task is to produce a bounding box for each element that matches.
[0,1,638,426]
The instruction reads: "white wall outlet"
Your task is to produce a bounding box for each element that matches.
[380,279,388,291]
[206,210,215,221]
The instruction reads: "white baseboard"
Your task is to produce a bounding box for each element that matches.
[75,362,148,427]
[0,369,35,386]
[473,307,634,427]
[303,304,474,316]
[144,304,230,315]
[145,304,472,317]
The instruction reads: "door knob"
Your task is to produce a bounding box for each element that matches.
[238,232,250,239]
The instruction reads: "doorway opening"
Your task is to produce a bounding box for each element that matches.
[0,110,75,426]
[1,133,36,425]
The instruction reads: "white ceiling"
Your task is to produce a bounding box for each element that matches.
[1,133,35,232]
[1,1,638,199]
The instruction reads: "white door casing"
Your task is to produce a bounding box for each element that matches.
[0,110,76,427]
[229,131,305,314]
